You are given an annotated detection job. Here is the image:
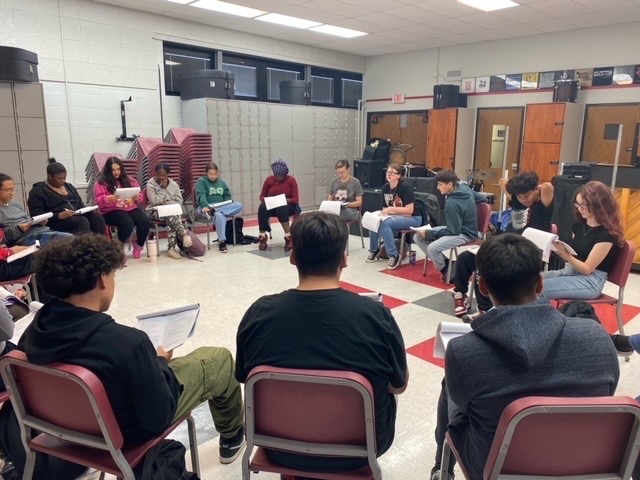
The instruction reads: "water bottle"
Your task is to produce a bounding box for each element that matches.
[409,249,417,266]
[147,239,158,261]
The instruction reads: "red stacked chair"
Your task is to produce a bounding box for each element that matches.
[165,128,213,201]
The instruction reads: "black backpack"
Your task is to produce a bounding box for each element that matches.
[134,439,200,480]
[225,217,246,245]
[414,192,441,227]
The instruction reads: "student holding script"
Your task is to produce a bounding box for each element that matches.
[0,173,72,248]
[541,181,625,300]
[27,158,106,235]
[195,162,243,254]
[95,156,150,259]
[256,159,300,252]
[430,234,618,480]
[0,234,245,479]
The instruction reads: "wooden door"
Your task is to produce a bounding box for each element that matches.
[427,108,458,170]
[367,111,428,165]
[521,142,561,182]
[369,114,399,142]
[524,103,566,143]
[581,103,640,165]
[473,107,524,204]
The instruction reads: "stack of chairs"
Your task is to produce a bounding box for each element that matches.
[165,128,213,202]
[128,137,181,189]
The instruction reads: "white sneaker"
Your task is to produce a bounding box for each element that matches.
[167,248,182,260]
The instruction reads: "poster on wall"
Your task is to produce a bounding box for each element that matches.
[574,68,593,87]
[505,74,522,90]
[475,76,490,93]
[489,75,506,92]
[592,67,614,86]
[613,65,634,85]
[461,78,476,93]
[538,71,556,88]
[521,72,539,89]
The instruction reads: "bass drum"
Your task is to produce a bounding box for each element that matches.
[388,148,405,165]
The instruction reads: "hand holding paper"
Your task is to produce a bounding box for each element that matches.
[135,304,200,351]
[319,200,341,215]
[30,212,53,224]
[264,194,287,211]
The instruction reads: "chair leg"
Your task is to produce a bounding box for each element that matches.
[440,436,452,480]
[23,449,36,480]
[186,415,201,476]
[30,275,39,302]
[359,221,365,249]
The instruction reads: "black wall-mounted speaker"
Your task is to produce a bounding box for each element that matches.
[354,160,385,189]
[433,84,460,109]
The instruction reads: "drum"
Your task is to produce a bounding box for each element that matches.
[480,192,496,204]
[553,80,580,103]
[388,148,405,165]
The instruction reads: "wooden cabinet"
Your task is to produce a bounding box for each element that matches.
[520,102,582,182]
[426,107,475,179]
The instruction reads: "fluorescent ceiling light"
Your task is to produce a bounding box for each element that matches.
[255,13,321,29]
[166,0,193,4]
[457,0,519,12]
[309,25,367,38]
[190,0,266,17]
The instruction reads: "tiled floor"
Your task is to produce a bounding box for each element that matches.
[82,222,640,479]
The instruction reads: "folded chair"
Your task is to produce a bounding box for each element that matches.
[242,365,382,480]
[0,350,200,480]
[441,395,640,480]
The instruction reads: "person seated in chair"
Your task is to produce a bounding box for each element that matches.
[365,163,421,270]
[0,174,72,248]
[27,158,106,236]
[236,211,408,474]
[430,233,619,480]
[146,162,192,260]
[195,162,243,254]
[452,171,553,319]
[0,234,245,479]
[414,170,485,280]
[327,159,363,222]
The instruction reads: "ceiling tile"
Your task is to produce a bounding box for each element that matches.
[355,11,420,28]
[573,0,637,11]
[564,12,617,27]
[526,18,578,32]
[302,0,377,17]
[528,0,592,17]
[602,5,640,21]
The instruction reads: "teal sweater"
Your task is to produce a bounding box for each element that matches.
[195,176,232,209]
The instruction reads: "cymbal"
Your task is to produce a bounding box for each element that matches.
[472,169,497,180]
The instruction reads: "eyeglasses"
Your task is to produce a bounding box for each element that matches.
[386,171,400,176]
[0,188,16,193]
[574,202,590,210]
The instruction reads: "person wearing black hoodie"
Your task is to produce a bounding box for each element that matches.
[0,234,245,479]
[414,170,485,279]
[431,234,619,480]
[27,158,106,235]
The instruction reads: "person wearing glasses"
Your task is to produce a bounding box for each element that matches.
[541,180,625,300]
[452,172,554,320]
[0,173,72,248]
[366,163,421,270]
[27,158,106,235]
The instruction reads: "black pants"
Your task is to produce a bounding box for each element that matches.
[453,251,493,312]
[257,203,297,232]
[0,257,32,283]
[103,208,151,246]
[47,212,106,236]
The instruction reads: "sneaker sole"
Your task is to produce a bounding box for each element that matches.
[219,440,246,464]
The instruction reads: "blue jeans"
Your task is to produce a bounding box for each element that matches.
[541,264,607,300]
[368,215,421,258]
[15,230,73,247]
[198,202,243,242]
[414,226,474,271]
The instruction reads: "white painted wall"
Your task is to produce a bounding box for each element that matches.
[1,0,365,185]
[364,22,640,112]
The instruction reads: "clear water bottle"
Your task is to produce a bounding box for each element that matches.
[409,249,417,265]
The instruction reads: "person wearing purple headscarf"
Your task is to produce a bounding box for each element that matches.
[257,160,300,252]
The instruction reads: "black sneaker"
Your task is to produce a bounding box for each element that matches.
[430,466,455,480]
[219,427,246,464]
[366,250,379,263]
[284,235,292,252]
[386,255,401,270]
[219,241,228,253]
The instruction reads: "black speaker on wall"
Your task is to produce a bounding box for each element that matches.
[433,84,461,109]
[354,160,385,189]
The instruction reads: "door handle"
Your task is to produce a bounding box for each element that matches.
[550,161,559,165]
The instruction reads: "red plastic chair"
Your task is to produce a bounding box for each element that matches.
[0,350,200,480]
[242,366,382,480]
[441,396,640,480]
[555,240,636,341]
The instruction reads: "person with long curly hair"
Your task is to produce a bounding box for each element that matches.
[541,181,625,299]
[95,157,150,259]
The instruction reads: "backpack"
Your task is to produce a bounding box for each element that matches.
[414,192,441,227]
[224,217,247,245]
[176,230,206,257]
[134,439,200,480]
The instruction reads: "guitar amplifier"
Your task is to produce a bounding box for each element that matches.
[560,162,591,179]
